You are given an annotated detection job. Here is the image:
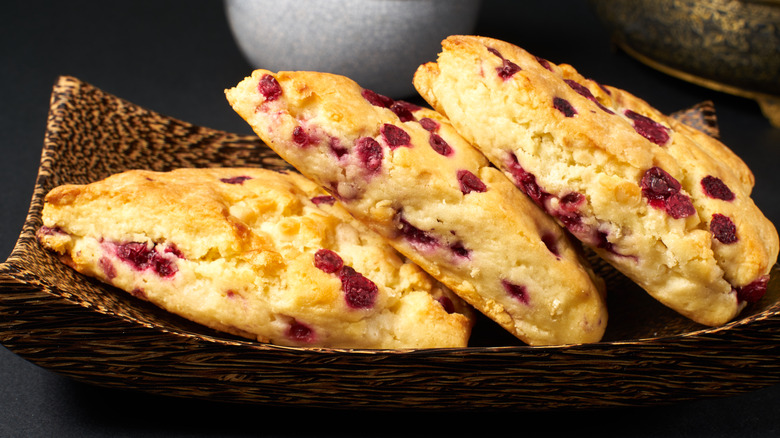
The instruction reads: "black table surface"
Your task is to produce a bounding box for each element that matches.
[2,1,779,436]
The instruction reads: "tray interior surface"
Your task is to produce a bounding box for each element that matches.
[1,76,778,410]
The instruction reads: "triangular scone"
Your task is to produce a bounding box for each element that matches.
[37,167,475,349]
[226,70,607,346]
[413,35,779,326]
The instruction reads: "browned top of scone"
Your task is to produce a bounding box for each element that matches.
[39,167,475,349]
[226,69,608,346]
[414,35,778,326]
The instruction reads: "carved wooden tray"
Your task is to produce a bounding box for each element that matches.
[1,76,778,410]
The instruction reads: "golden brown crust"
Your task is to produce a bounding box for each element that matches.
[414,35,779,326]
[226,69,608,346]
[38,167,474,349]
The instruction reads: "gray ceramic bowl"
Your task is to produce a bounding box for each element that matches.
[225,0,482,98]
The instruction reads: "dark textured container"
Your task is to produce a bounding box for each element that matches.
[1,77,779,410]
[589,0,780,127]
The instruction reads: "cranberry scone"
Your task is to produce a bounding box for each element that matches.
[37,167,475,349]
[225,70,608,346]
[413,35,779,326]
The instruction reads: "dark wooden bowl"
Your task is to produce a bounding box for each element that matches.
[1,76,779,411]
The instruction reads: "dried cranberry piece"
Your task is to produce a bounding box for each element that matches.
[564,79,594,99]
[560,192,585,210]
[592,228,636,260]
[329,138,348,158]
[505,155,550,207]
[116,242,154,270]
[541,232,560,257]
[666,193,696,219]
[398,217,438,248]
[164,244,185,259]
[390,101,420,122]
[594,230,616,253]
[625,110,669,145]
[292,126,312,147]
[701,175,735,201]
[486,46,521,80]
[457,169,487,194]
[361,89,393,108]
[152,256,178,277]
[641,167,681,203]
[596,101,615,115]
[553,97,577,117]
[338,265,357,277]
[486,47,503,58]
[640,167,695,218]
[564,79,614,114]
[311,195,336,206]
[735,276,769,304]
[339,266,378,309]
[496,58,522,80]
[381,124,411,149]
[38,225,66,236]
[220,175,252,185]
[535,56,553,71]
[449,241,471,259]
[711,214,738,244]
[419,117,440,132]
[437,296,456,314]
[314,249,344,274]
[355,137,383,171]
[258,74,282,101]
[287,320,315,343]
[502,280,529,305]
[115,242,178,277]
[429,133,453,156]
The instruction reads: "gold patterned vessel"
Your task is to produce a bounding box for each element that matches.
[589,0,780,127]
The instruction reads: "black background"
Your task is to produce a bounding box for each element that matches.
[2,1,779,436]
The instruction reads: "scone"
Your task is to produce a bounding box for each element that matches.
[225,70,608,346]
[413,35,779,326]
[37,167,475,349]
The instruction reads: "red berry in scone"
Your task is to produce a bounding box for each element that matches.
[37,167,474,349]
[226,70,608,346]
[413,35,779,326]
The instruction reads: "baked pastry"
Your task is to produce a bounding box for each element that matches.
[37,167,474,349]
[413,35,779,326]
[226,70,608,346]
